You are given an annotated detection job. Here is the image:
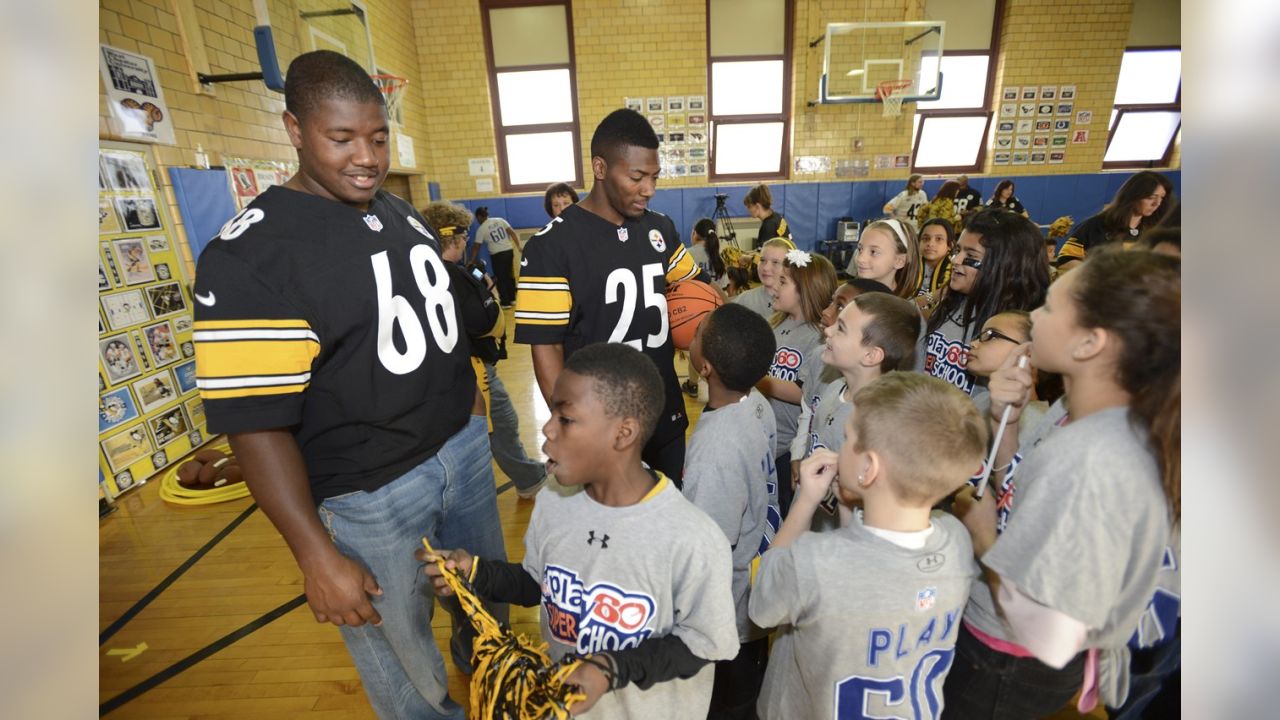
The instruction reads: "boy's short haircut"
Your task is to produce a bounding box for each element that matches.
[848,278,894,296]
[700,304,776,392]
[590,109,659,164]
[851,373,988,506]
[852,292,921,372]
[564,343,664,443]
[284,50,385,121]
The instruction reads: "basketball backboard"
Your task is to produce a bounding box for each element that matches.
[816,21,945,105]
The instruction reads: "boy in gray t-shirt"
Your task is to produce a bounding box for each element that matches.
[750,373,988,720]
[424,343,738,719]
[682,304,780,717]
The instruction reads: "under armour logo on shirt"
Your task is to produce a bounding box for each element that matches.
[587,531,610,549]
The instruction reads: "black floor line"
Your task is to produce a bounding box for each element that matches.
[496,479,514,495]
[99,593,308,716]
[100,502,259,646]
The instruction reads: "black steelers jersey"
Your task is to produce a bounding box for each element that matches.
[514,203,701,444]
[192,186,475,500]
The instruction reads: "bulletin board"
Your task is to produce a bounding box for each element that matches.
[98,142,211,498]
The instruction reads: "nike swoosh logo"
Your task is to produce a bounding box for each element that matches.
[520,257,528,267]
[195,291,216,307]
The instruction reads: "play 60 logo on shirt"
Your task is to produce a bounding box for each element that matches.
[768,346,804,382]
[542,565,656,653]
[924,332,974,394]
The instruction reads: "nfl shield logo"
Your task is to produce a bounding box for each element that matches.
[916,587,937,612]
[363,214,384,232]
[617,227,629,242]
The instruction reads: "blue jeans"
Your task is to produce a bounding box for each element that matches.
[317,416,508,720]
[485,363,545,492]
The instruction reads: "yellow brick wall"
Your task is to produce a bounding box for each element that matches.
[990,0,1134,175]
[101,0,1180,230]
[99,0,434,277]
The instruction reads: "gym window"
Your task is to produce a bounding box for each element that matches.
[707,0,794,181]
[480,1,583,192]
[1104,48,1181,169]
[910,0,1001,173]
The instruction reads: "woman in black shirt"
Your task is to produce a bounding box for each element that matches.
[744,184,792,250]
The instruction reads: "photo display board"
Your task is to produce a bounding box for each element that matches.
[99,143,211,497]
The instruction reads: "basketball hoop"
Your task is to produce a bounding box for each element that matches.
[876,80,913,118]
[371,74,408,125]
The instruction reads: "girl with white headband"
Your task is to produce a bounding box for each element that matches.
[846,219,923,301]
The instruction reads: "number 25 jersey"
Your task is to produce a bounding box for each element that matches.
[192,186,475,500]
[514,204,700,444]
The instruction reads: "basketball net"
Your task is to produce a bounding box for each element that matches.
[876,80,913,118]
[372,74,408,127]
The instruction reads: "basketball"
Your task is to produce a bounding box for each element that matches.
[666,279,723,350]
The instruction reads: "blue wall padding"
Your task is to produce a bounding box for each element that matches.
[784,183,820,250]
[168,168,238,260]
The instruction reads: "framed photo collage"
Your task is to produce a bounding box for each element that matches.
[99,143,210,498]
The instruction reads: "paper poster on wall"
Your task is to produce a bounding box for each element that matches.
[794,156,832,174]
[1037,103,1054,116]
[647,97,665,113]
[1072,130,1090,144]
[1012,151,1028,165]
[101,151,152,191]
[99,45,176,145]
[1056,103,1073,117]
[1000,103,1016,118]
[687,114,706,127]
[894,155,910,168]
[1059,85,1076,100]
[667,97,684,112]
[1033,136,1050,148]
[1076,110,1093,125]
[395,133,416,167]
[835,159,871,178]
[468,158,496,176]
[1021,88,1038,101]
[689,163,707,175]
[1049,151,1066,164]
[686,96,705,111]
[99,198,122,234]
[874,155,894,169]
[1014,136,1031,150]
[1035,120,1052,132]
[1040,86,1057,100]
[648,114,665,130]
[1018,103,1035,117]
[1016,119,1033,134]
[1002,87,1019,101]
[666,114,685,130]
[475,177,494,192]
[625,97,643,112]
[1030,152,1047,164]
[1054,119,1071,132]
[1051,135,1069,148]
[994,136,1012,150]
[992,152,1011,165]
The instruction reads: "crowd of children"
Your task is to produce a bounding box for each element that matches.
[418,192,1179,720]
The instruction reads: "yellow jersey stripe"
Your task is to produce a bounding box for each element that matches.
[666,246,700,283]
[518,275,569,286]
[195,338,320,379]
[516,289,572,314]
[1056,238,1086,261]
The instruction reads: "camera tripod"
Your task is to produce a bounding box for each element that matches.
[711,193,739,249]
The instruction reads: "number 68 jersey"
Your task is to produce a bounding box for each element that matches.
[514,204,700,444]
[192,187,475,501]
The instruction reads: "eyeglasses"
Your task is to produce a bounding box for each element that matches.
[976,327,1021,345]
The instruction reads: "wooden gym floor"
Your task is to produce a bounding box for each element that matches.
[99,307,1100,718]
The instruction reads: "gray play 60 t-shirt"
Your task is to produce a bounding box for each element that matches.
[683,389,780,641]
[750,512,978,720]
[523,478,740,720]
[966,406,1170,654]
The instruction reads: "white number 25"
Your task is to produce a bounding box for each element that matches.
[605,263,668,351]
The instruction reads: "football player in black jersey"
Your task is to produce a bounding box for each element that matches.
[515,109,705,485]
[193,51,503,719]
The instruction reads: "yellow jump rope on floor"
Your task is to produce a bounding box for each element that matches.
[157,441,252,506]
[421,537,586,719]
